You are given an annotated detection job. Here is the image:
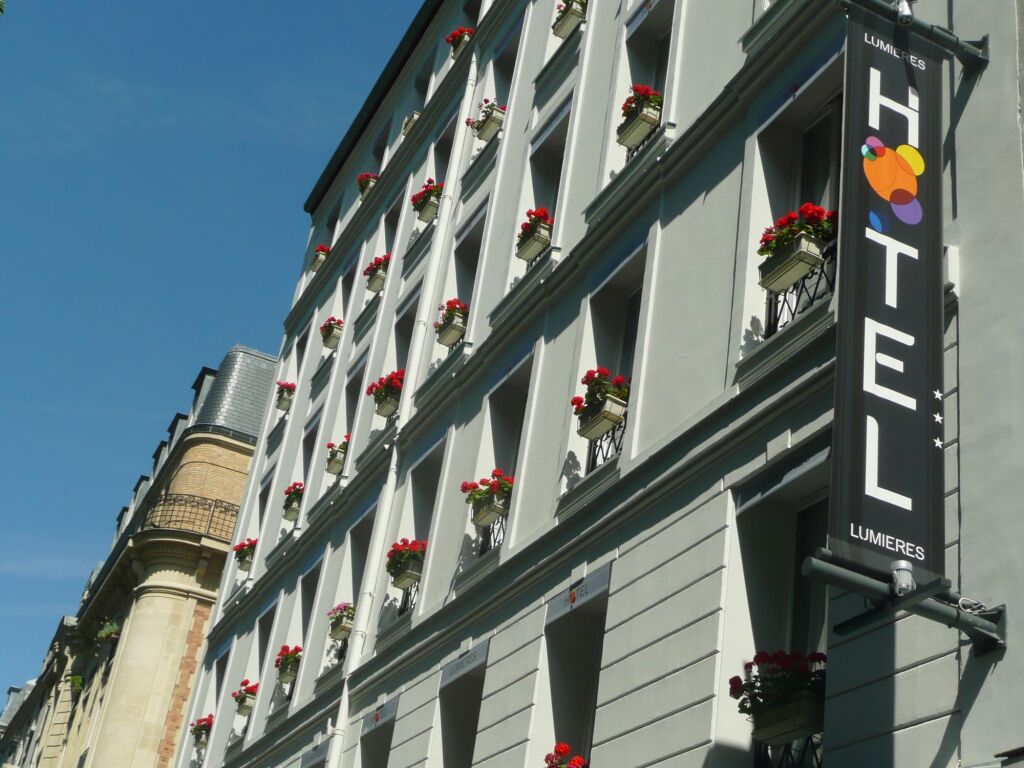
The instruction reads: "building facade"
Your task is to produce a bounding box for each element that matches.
[0,345,275,768]
[178,1,1024,767]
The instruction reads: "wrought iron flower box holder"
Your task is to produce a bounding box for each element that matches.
[275,391,294,412]
[751,690,824,746]
[235,694,254,717]
[366,269,387,293]
[325,448,346,475]
[552,0,586,38]
[283,497,301,522]
[277,659,299,685]
[375,395,400,418]
[392,559,423,590]
[436,315,467,347]
[475,107,505,143]
[329,617,353,641]
[516,223,552,262]
[416,198,440,224]
[471,495,509,528]
[322,326,343,350]
[577,395,627,441]
[757,233,826,293]
[616,105,661,150]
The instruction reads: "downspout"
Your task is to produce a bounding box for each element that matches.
[324,49,481,768]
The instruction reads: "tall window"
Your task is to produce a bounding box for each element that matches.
[798,99,842,210]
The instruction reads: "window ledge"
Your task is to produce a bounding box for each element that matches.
[584,127,673,229]
[460,135,501,199]
[356,422,397,472]
[375,611,412,652]
[733,296,835,390]
[488,252,556,330]
[353,294,381,343]
[741,0,818,57]
[401,226,434,278]
[310,355,334,401]
[555,454,622,522]
[450,545,501,597]
[313,660,346,696]
[414,342,473,413]
[265,416,287,457]
[264,527,301,570]
[534,23,582,92]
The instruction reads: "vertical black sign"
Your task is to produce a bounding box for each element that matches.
[830,6,945,581]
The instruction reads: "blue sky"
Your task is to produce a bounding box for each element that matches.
[0,0,421,689]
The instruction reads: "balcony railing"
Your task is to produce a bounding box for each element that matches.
[753,734,822,767]
[586,415,627,473]
[763,243,837,339]
[397,582,419,616]
[138,493,238,542]
[478,513,507,557]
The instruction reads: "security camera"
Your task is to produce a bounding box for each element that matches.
[895,0,914,26]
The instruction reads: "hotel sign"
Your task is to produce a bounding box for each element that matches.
[830,6,945,580]
[546,563,611,624]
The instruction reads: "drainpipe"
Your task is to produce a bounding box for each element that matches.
[324,52,481,768]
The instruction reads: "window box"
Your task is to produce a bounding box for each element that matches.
[311,251,327,272]
[375,395,399,417]
[275,390,294,412]
[391,559,422,590]
[416,197,440,223]
[449,31,473,60]
[283,497,301,521]
[234,693,254,717]
[552,0,586,38]
[236,550,254,572]
[474,106,505,143]
[193,732,208,750]
[471,494,509,528]
[321,320,344,350]
[357,173,378,199]
[577,394,627,440]
[329,616,353,640]
[616,104,662,149]
[277,659,299,684]
[402,112,421,136]
[752,690,824,745]
[325,446,347,475]
[366,269,387,293]
[436,314,467,347]
[757,232,826,293]
[516,222,552,262]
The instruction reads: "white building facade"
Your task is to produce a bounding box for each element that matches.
[178,1,1024,767]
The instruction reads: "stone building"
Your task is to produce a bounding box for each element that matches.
[0,345,275,768]
[178,1,1024,767]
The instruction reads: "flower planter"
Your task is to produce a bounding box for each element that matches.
[235,694,254,717]
[752,690,824,746]
[577,395,627,440]
[436,315,467,347]
[236,551,254,572]
[475,107,505,143]
[402,112,421,136]
[193,732,208,750]
[616,104,662,149]
[360,177,377,199]
[275,391,294,412]
[757,232,826,293]
[325,448,347,475]
[391,559,423,590]
[450,32,472,59]
[375,395,400,418]
[277,660,299,685]
[516,222,552,262]
[283,497,301,522]
[366,270,387,293]
[329,617,353,640]
[322,325,343,350]
[416,198,440,223]
[552,0,586,38]
[311,252,327,272]
[471,495,509,528]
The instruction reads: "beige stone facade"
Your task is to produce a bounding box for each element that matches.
[0,347,275,768]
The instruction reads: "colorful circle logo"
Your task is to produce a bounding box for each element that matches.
[862,135,925,225]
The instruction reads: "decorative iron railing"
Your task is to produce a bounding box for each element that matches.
[763,244,837,339]
[586,416,627,473]
[753,734,822,767]
[478,513,507,557]
[397,582,419,616]
[138,494,238,541]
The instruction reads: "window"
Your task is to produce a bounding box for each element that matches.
[372,122,391,170]
[798,99,842,210]
[545,592,608,759]
[414,61,432,109]
[257,480,273,532]
[340,265,357,318]
[302,420,319,485]
[213,652,229,705]
[625,0,673,92]
[383,198,402,255]
[434,117,457,185]
[396,443,444,615]
[300,564,322,644]
[257,608,276,677]
[438,666,486,768]
[528,104,571,222]
[393,299,418,373]
[360,720,395,768]
[295,331,310,378]
[492,21,522,105]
